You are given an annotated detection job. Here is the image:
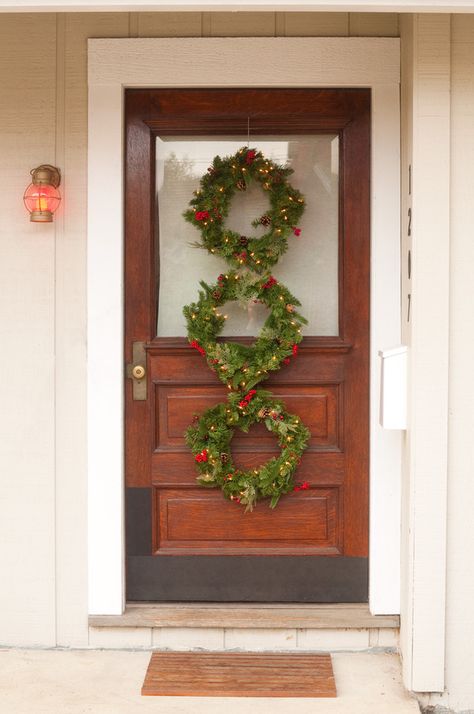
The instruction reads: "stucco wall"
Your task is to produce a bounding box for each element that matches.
[0,10,400,650]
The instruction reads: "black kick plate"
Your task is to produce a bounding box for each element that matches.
[127,555,368,603]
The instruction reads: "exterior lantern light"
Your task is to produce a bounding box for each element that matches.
[23,165,61,223]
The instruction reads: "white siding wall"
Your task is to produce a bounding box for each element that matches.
[3,9,474,710]
[0,14,57,647]
[400,13,451,694]
[445,14,474,712]
[0,11,400,650]
[400,13,474,710]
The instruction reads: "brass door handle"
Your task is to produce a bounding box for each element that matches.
[132,364,146,380]
[126,342,147,400]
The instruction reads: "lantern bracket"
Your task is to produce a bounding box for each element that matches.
[31,164,61,188]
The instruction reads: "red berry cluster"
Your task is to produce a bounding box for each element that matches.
[294,481,310,492]
[195,449,208,463]
[190,340,206,356]
[262,276,278,289]
[238,389,257,409]
[245,150,256,165]
[283,344,299,367]
[195,210,210,221]
[233,250,248,262]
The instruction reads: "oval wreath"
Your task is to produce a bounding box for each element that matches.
[183,147,311,511]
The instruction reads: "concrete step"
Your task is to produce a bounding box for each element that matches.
[0,649,420,714]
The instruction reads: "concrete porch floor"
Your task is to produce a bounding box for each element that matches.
[0,649,421,713]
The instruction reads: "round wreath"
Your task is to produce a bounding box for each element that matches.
[185,390,311,511]
[183,147,305,273]
[183,147,311,510]
[183,270,307,391]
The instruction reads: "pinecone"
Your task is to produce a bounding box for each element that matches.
[286,304,295,313]
[239,236,249,246]
[258,407,271,419]
[220,453,229,464]
[236,179,246,191]
[212,290,222,300]
[260,215,271,227]
[192,414,200,424]
[207,167,217,176]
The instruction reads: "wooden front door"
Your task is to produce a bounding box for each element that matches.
[125,89,370,602]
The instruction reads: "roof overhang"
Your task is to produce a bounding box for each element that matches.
[1,0,474,12]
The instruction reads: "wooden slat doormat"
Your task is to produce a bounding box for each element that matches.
[142,652,336,697]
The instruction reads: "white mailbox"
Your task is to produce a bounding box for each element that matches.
[378,345,408,430]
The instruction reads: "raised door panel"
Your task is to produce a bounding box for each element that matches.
[154,487,342,555]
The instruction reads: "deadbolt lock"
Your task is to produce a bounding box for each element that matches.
[132,364,146,380]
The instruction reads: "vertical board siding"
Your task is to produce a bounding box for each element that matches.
[137,12,202,37]
[0,13,57,646]
[349,13,399,37]
[411,13,450,693]
[400,13,450,694]
[446,15,474,712]
[283,13,349,36]
[0,11,398,648]
[55,13,130,647]
[208,12,276,36]
[399,12,414,692]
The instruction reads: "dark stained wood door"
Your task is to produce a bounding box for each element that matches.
[125,88,370,601]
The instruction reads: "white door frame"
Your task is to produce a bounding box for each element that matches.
[87,37,401,616]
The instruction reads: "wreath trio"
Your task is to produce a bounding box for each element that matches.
[182,147,311,511]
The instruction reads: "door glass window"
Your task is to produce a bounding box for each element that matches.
[155,136,339,337]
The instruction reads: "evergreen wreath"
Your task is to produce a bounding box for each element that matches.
[186,390,311,510]
[183,146,305,273]
[183,147,311,511]
[183,270,307,391]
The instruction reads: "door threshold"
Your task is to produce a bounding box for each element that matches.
[89,603,399,630]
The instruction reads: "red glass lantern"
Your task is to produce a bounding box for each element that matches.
[24,165,61,222]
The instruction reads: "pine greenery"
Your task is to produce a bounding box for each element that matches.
[182,147,311,510]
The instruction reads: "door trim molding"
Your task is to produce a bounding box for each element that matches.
[87,37,401,616]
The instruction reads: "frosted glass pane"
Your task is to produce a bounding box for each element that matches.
[156,136,339,337]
